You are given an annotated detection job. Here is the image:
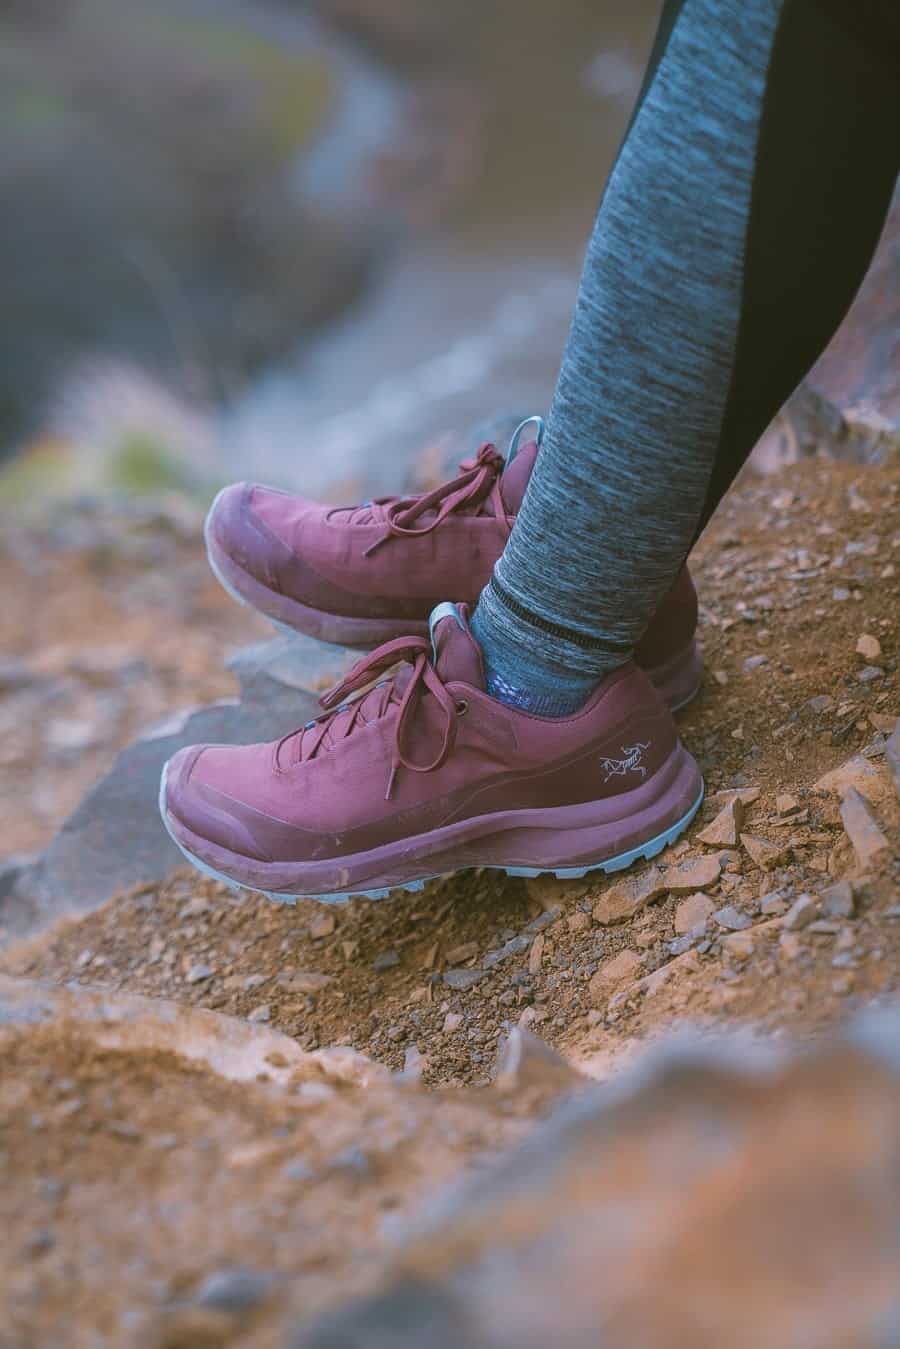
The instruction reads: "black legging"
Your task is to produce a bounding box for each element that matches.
[472,0,899,698]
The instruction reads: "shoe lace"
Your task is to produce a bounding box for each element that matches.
[273,635,460,799]
[357,443,510,557]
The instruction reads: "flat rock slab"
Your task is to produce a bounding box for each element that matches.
[3,635,360,939]
[0,975,385,1088]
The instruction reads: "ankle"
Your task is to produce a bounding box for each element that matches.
[470,603,598,717]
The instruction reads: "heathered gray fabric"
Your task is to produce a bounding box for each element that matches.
[472,0,782,713]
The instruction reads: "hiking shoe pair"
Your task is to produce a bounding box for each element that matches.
[162,429,704,901]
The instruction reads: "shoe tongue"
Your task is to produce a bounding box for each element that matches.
[430,603,486,689]
[498,440,538,514]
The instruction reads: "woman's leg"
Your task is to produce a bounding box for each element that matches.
[472,0,900,715]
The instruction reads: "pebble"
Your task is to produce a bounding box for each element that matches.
[840,787,892,869]
[483,936,530,969]
[528,935,545,975]
[442,1012,463,1033]
[443,969,485,991]
[674,893,716,935]
[857,666,884,684]
[567,911,591,934]
[663,855,722,895]
[309,912,336,940]
[193,1266,276,1316]
[783,894,818,931]
[276,971,332,993]
[247,1004,271,1023]
[776,794,801,816]
[696,797,744,848]
[814,755,890,807]
[820,880,855,920]
[592,867,667,925]
[372,951,400,973]
[445,942,479,966]
[740,833,789,870]
[713,905,752,932]
[855,634,882,662]
[721,930,756,960]
[185,963,214,985]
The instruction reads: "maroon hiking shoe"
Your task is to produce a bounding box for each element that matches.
[205,431,703,712]
[160,603,703,903]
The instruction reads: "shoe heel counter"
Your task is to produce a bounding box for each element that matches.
[634,565,698,669]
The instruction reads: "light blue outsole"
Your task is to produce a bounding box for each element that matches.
[159,762,704,907]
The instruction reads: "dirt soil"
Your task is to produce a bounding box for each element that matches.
[1,458,898,1347]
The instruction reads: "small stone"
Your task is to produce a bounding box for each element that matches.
[567,911,591,934]
[592,866,668,925]
[760,892,788,916]
[178,895,211,919]
[342,941,359,960]
[674,893,716,935]
[840,787,892,869]
[743,655,768,673]
[783,894,818,931]
[775,794,801,816]
[243,973,268,991]
[445,942,479,966]
[443,969,485,991]
[276,971,333,993]
[857,666,884,684]
[721,930,755,959]
[309,912,336,940]
[194,1267,276,1316]
[713,905,752,931]
[588,950,643,1006]
[820,881,855,920]
[814,755,890,807]
[740,833,789,870]
[528,935,545,975]
[442,1012,463,1033]
[372,951,400,973]
[493,1028,582,1093]
[483,936,530,968]
[186,963,214,985]
[696,797,745,848]
[247,1004,270,1023]
[856,633,882,662]
[663,855,722,895]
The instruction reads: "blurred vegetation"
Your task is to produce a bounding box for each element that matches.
[0,0,369,454]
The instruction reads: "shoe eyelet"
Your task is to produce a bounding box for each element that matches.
[456,699,469,716]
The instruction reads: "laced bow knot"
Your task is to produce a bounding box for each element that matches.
[273,635,461,800]
[362,443,508,557]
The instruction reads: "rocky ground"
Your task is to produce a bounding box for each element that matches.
[1,456,898,1346]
